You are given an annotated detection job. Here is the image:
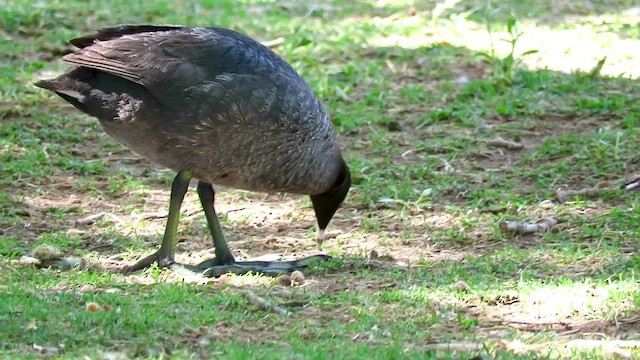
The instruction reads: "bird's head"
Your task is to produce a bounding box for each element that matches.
[310,157,351,245]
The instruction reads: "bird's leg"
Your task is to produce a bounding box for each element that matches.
[196,182,235,264]
[188,182,329,277]
[124,171,192,272]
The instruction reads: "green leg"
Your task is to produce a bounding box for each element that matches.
[125,171,191,272]
[191,181,329,277]
[125,174,329,276]
[196,182,235,264]
[156,171,192,264]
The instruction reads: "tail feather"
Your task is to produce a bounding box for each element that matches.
[34,78,57,91]
[36,69,148,121]
[35,76,89,113]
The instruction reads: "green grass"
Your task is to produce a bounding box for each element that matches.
[2,0,640,358]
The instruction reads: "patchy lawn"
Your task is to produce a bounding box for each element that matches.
[1,0,640,358]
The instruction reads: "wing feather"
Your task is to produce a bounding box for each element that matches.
[68,25,183,48]
[63,51,143,84]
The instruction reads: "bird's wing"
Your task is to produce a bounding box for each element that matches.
[63,27,203,87]
[62,26,296,109]
[68,25,184,48]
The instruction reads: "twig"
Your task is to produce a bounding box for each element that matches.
[136,208,201,220]
[619,316,640,325]
[500,217,558,234]
[401,149,414,159]
[261,37,285,48]
[556,186,608,202]
[557,177,640,202]
[485,319,569,327]
[246,292,290,317]
[86,241,115,251]
[554,179,632,202]
[225,207,247,214]
[484,137,523,150]
[137,211,168,220]
[558,329,581,336]
[76,212,106,225]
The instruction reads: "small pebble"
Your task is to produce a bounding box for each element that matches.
[54,257,83,270]
[453,280,470,292]
[79,284,94,293]
[290,271,305,286]
[278,275,291,287]
[18,256,41,266]
[197,337,210,347]
[538,199,554,209]
[85,302,101,312]
[456,75,470,84]
[32,245,63,261]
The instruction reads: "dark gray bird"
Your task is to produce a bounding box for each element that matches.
[35,25,350,276]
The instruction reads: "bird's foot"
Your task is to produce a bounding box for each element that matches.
[122,250,175,273]
[184,254,331,277]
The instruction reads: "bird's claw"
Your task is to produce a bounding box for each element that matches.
[122,251,175,273]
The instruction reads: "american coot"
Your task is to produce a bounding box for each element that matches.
[36,25,350,276]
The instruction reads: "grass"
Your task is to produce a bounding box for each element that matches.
[2,0,640,358]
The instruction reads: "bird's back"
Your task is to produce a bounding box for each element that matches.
[36,26,342,195]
